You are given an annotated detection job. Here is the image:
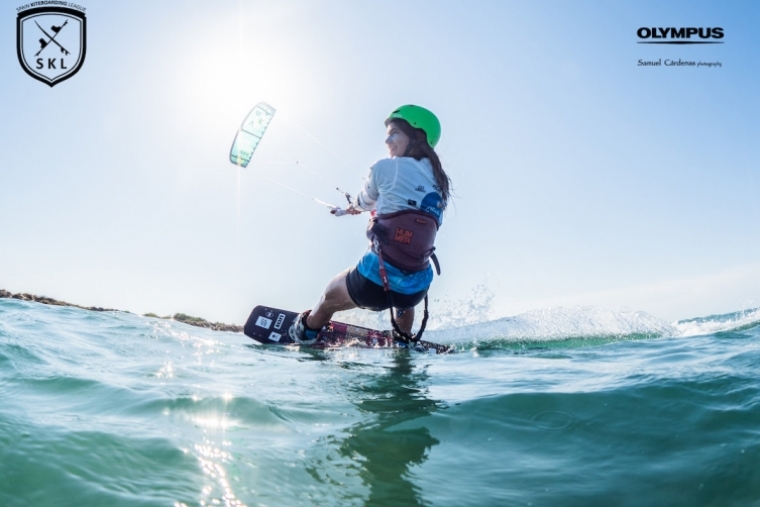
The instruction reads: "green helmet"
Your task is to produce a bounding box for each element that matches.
[387,105,441,148]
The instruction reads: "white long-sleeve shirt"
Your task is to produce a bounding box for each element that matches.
[354,157,444,224]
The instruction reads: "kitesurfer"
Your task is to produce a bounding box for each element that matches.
[289,105,451,345]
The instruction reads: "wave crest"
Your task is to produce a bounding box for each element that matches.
[426,306,675,348]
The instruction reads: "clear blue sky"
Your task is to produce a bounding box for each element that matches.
[1,0,758,324]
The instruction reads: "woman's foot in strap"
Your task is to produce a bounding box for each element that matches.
[289,310,321,344]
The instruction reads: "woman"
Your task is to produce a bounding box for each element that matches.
[289,104,452,344]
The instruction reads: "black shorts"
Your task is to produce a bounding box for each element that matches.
[346,267,428,312]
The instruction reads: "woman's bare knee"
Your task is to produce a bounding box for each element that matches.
[309,269,356,327]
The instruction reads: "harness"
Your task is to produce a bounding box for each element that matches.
[367,209,441,344]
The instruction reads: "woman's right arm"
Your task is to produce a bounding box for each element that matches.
[354,164,380,212]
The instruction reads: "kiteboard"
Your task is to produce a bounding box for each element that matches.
[244,305,454,354]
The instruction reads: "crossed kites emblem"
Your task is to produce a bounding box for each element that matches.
[34,19,70,57]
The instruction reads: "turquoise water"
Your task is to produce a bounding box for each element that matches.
[1,299,760,507]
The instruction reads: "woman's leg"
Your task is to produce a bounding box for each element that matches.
[306,269,357,329]
[393,307,415,335]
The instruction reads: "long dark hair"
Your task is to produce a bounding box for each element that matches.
[386,118,452,207]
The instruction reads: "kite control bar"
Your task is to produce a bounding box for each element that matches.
[330,187,363,216]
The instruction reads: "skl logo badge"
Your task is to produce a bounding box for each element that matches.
[17,6,87,87]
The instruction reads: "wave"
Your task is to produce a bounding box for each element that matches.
[673,307,760,337]
[422,306,675,349]
[419,304,760,349]
[423,305,760,349]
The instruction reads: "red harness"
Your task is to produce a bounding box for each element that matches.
[367,209,439,272]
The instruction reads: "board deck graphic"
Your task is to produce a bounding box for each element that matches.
[244,305,453,354]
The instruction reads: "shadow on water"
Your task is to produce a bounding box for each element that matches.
[310,352,442,507]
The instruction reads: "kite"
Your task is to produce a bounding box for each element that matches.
[229,102,276,167]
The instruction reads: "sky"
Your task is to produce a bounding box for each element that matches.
[1,0,758,325]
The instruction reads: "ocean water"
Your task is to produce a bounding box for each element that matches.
[1,299,760,507]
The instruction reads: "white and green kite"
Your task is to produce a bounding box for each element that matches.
[229,102,276,167]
